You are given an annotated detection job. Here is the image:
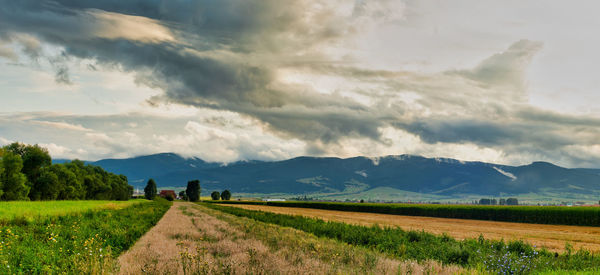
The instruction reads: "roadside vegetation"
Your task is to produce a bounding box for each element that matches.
[209,200,600,226]
[0,198,171,274]
[204,203,600,274]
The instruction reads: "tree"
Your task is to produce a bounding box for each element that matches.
[506,198,519,205]
[1,152,29,200]
[4,143,51,200]
[144,179,157,200]
[479,198,491,205]
[211,191,220,200]
[179,190,188,201]
[0,148,4,198]
[186,180,201,202]
[29,167,59,200]
[221,189,231,200]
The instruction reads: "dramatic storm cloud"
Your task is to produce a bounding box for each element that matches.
[1,0,600,167]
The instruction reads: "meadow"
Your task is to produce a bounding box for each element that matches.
[0,198,171,274]
[204,203,600,274]
[209,200,600,226]
[0,200,146,223]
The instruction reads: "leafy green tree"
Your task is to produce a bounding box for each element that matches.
[29,167,60,200]
[506,198,519,205]
[0,148,4,198]
[52,164,82,200]
[179,190,188,201]
[186,180,201,202]
[4,143,51,199]
[221,189,231,200]
[211,191,220,200]
[1,152,29,200]
[144,179,157,200]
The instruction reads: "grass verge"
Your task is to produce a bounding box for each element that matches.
[0,198,171,274]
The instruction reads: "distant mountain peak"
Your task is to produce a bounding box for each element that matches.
[81,153,600,200]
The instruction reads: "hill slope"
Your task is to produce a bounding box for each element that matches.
[78,153,600,199]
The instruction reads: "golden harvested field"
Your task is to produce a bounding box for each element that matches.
[226,204,600,253]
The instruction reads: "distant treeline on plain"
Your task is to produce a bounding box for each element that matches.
[0,142,132,201]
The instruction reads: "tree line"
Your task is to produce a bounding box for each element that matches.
[144,178,231,201]
[0,142,132,201]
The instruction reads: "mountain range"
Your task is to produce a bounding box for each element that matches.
[56,153,600,201]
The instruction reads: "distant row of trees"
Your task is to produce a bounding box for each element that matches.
[211,190,231,200]
[144,179,202,201]
[143,178,232,202]
[479,198,518,205]
[0,142,133,201]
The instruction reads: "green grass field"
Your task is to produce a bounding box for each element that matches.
[0,198,171,274]
[0,200,147,222]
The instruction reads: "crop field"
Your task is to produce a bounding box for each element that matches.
[0,200,146,223]
[210,200,600,226]
[205,203,600,274]
[5,198,600,274]
[0,198,170,274]
[225,204,600,253]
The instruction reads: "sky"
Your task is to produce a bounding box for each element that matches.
[1,0,600,168]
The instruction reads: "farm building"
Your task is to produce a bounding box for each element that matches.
[159,190,177,199]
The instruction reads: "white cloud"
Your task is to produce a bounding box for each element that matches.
[31,121,92,132]
[87,10,175,43]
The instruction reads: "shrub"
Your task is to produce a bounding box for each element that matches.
[211,191,220,200]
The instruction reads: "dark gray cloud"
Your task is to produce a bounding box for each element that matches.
[1,0,600,167]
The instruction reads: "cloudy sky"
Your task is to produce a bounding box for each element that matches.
[1,0,600,168]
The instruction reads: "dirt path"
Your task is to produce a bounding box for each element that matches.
[226,204,600,253]
[118,202,202,274]
[117,202,465,274]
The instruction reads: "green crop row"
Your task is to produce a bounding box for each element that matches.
[0,198,171,274]
[210,200,600,226]
[203,203,600,274]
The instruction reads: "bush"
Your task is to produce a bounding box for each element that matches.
[211,191,220,200]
